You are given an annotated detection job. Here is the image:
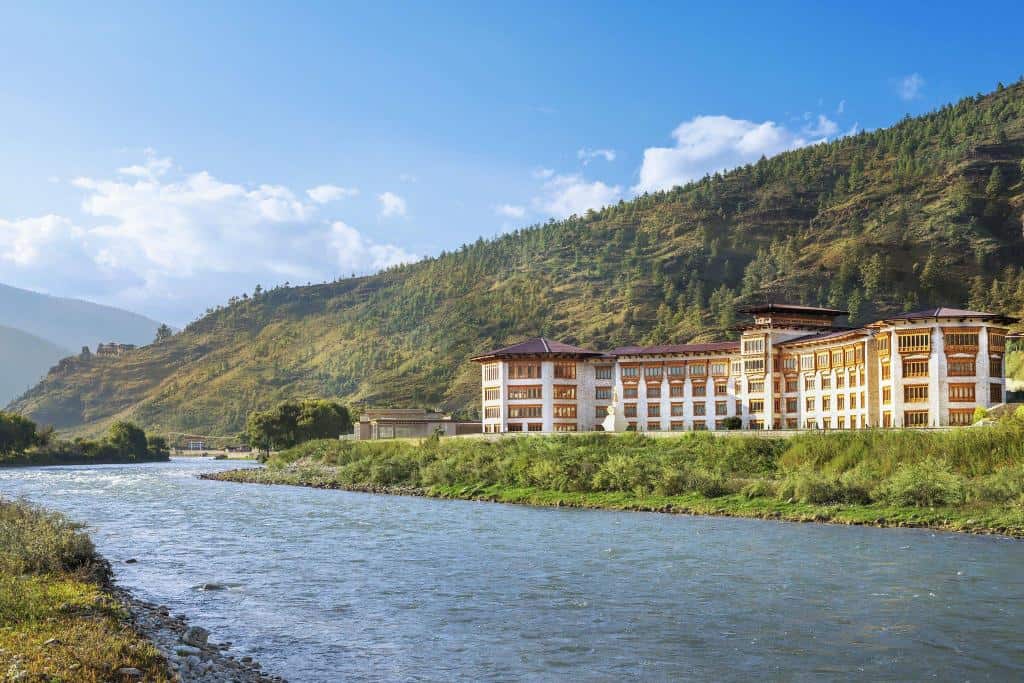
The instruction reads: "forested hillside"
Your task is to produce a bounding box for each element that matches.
[10,81,1024,439]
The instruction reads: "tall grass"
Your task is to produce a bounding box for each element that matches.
[0,498,106,581]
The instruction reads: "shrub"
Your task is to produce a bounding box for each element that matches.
[973,406,988,424]
[0,499,105,580]
[592,455,655,495]
[721,416,742,430]
[970,465,1024,503]
[777,468,844,504]
[874,458,965,507]
[741,480,775,499]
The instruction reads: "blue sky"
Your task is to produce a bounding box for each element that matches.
[1,1,1022,325]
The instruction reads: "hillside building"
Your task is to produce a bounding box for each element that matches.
[96,342,137,356]
[356,409,481,440]
[472,304,1016,433]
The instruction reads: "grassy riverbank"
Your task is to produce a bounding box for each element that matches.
[0,413,170,468]
[208,419,1024,537]
[0,499,170,681]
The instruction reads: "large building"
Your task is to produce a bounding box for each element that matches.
[472,304,1017,433]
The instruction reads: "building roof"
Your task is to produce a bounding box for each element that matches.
[870,307,1018,325]
[741,303,847,316]
[611,341,740,356]
[470,337,604,361]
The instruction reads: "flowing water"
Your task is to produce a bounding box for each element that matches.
[2,458,1023,681]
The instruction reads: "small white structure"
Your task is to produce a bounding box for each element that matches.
[601,389,628,433]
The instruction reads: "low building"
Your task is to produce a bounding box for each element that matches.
[96,342,137,356]
[473,304,1017,433]
[356,409,481,439]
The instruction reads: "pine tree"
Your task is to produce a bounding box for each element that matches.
[986,166,1005,198]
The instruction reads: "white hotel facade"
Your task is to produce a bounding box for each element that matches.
[473,304,1015,434]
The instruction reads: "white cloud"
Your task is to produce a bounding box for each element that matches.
[897,73,924,101]
[577,148,616,164]
[532,167,555,180]
[802,114,839,137]
[0,154,416,324]
[837,99,846,115]
[633,115,827,194]
[118,151,173,180]
[377,191,407,218]
[535,173,621,218]
[306,184,359,204]
[495,204,526,218]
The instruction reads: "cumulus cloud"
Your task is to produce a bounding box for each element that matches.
[535,173,621,218]
[306,184,358,204]
[495,204,526,218]
[377,191,407,218]
[897,73,924,101]
[0,155,416,323]
[802,114,839,137]
[577,148,616,164]
[633,115,828,193]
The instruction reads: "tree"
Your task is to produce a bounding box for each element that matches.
[154,324,173,343]
[985,166,1005,198]
[859,254,883,299]
[106,421,148,459]
[0,412,37,455]
[245,399,353,456]
[847,288,864,324]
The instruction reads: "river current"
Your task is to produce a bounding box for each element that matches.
[1,458,1022,681]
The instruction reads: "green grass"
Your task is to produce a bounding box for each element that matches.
[0,498,170,682]
[208,421,1024,537]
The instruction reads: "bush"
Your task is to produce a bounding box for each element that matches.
[721,416,742,430]
[973,406,988,424]
[741,479,775,500]
[970,465,1024,503]
[0,499,105,580]
[874,458,965,507]
[777,468,845,504]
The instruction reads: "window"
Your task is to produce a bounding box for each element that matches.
[805,418,818,430]
[689,363,707,377]
[804,376,816,390]
[671,403,685,417]
[832,350,843,366]
[509,363,541,379]
[949,409,974,426]
[647,404,661,418]
[624,387,638,399]
[991,383,1003,404]
[711,362,728,376]
[743,338,765,354]
[667,365,685,378]
[671,421,685,431]
[882,386,891,404]
[692,383,707,397]
[944,331,978,348]
[786,418,798,429]
[693,421,707,431]
[644,365,662,379]
[647,421,661,432]
[624,404,637,418]
[735,400,742,415]
[527,423,544,432]
[646,385,661,399]
[508,405,542,418]
[882,412,892,428]
[822,396,831,411]
[553,404,576,419]
[670,384,685,397]
[744,358,765,373]
[715,401,728,416]
[836,375,845,388]
[806,397,816,412]
[715,382,729,396]
[554,362,576,379]
[484,406,500,419]
[849,373,857,387]
[948,384,975,402]
[621,366,639,378]
[844,348,855,365]
[748,399,764,414]
[553,385,576,400]
[595,365,613,380]
[783,356,798,371]
[898,332,931,352]
[801,354,814,371]
[837,395,845,410]
[731,360,743,374]
[484,387,500,401]
[876,334,890,353]
[595,406,606,418]
[850,394,857,410]
[948,359,976,377]
[694,403,706,416]
[881,362,891,380]
[785,379,798,393]
[507,422,523,432]
[822,417,832,430]
[855,346,865,363]
[553,423,577,432]
[508,385,542,400]
[748,380,764,393]
[821,375,832,390]
[904,385,928,403]
[817,352,829,368]
[991,355,1003,378]
[483,364,500,382]
[902,360,929,378]
[837,417,846,429]
[596,387,612,400]
[904,410,929,428]
[786,398,798,413]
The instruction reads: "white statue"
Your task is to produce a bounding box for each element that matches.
[602,388,627,433]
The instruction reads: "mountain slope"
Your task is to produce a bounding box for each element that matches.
[0,325,72,406]
[0,282,162,351]
[11,81,1024,438]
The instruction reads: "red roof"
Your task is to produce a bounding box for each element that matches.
[471,337,603,360]
[871,308,1017,325]
[611,341,740,356]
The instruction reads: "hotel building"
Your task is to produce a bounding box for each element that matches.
[472,304,1016,433]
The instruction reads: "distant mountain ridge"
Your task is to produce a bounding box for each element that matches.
[0,283,163,406]
[9,80,1024,437]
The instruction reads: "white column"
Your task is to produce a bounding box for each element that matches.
[660,373,670,431]
[541,361,554,433]
[929,326,943,427]
[978,327,991,407]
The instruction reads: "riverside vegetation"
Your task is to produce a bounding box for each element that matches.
[209,410,1024,537]
[10,80,1024,439]
[0,411,169,467]
[0,498,170,681]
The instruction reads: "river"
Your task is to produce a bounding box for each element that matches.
[2,458,1022,681]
